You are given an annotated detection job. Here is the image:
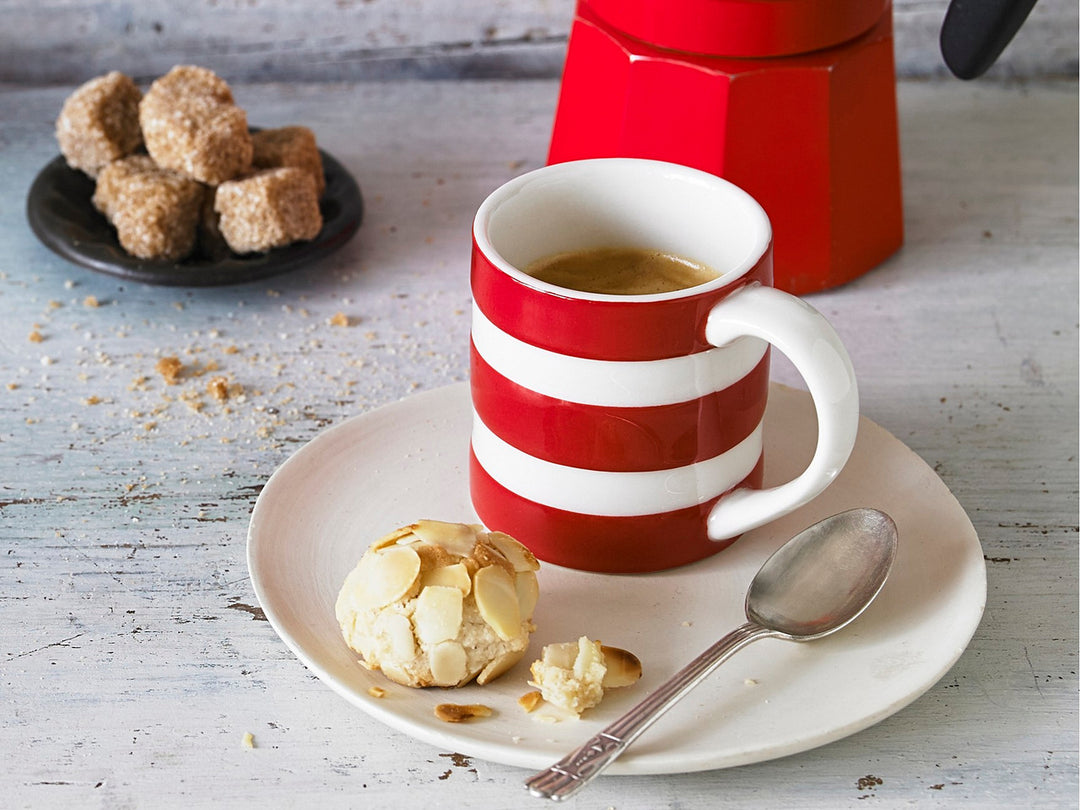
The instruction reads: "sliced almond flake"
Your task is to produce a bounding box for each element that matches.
[473,564,521,641]
[410,520,478,556]
[600,645,642,688]
[518,690,543,713]
[434,703,492,723]
[471,537,514,574]
[540,640,578,670]
[515,571,539,620]
[573,636,605,681]
[347,545,421,609]
[413,585,463,644]
[380,660,412,686]
[374,611,415,660]
[420,561,471,595]
[370,525,417,551]
[429,640,468,686]
[486,531,540,572]
[476,648,525,686]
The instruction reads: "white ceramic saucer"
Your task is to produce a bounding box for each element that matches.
[247,382,986,775]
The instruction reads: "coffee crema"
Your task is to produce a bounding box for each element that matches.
[525,247,719,296]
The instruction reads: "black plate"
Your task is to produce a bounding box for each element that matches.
[26,144,363,287]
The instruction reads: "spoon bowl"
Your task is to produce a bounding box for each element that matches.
[526,507,898,801]
[747,507,897,639]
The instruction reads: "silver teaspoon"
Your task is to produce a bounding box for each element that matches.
[525,507,899,801]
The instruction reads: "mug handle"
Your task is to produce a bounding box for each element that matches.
[704,283,860,540]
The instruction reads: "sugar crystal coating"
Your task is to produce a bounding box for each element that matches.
[92,155,206,261]
[55,64,334,263]
[140,65,252,185]
[55,71,143,177]
[214,167,323,254]
[252,126,325,196]
[146,64,234,105]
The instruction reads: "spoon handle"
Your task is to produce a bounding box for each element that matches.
[525,621,775,801]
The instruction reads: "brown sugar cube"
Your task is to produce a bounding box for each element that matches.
[55,71,143,177]
[252,127,325,196]
[92,155,206,261]
[92,155,156,220]
[214,167,322,254]
[147,64,235,105]
[139,65,252,185]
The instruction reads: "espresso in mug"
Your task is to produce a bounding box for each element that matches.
[525,246,719,296]
[471,159,859,572]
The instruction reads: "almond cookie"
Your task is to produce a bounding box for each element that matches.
[335,520,540,688]
[529,637,642,716]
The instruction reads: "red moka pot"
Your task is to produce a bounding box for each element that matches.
[547,0,905,295]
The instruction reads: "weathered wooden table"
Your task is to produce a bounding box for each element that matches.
[1,78,1076,808]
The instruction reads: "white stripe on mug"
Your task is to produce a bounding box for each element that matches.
[471,302,768,408]
[471,410,763,517]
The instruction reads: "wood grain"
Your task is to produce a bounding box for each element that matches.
[0,78,1076,808]
[0,0,1076,83]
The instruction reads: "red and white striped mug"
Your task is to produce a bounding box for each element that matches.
[469,159,859,573]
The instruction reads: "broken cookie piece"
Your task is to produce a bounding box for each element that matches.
[529,637,642,717]
[335,520,540,688]
[518,690,543,713]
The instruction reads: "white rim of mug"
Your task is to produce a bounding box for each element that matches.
[472,157,772,304]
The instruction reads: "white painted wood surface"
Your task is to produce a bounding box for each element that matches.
[0,0,1076,83]
[1,77,1077,808]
